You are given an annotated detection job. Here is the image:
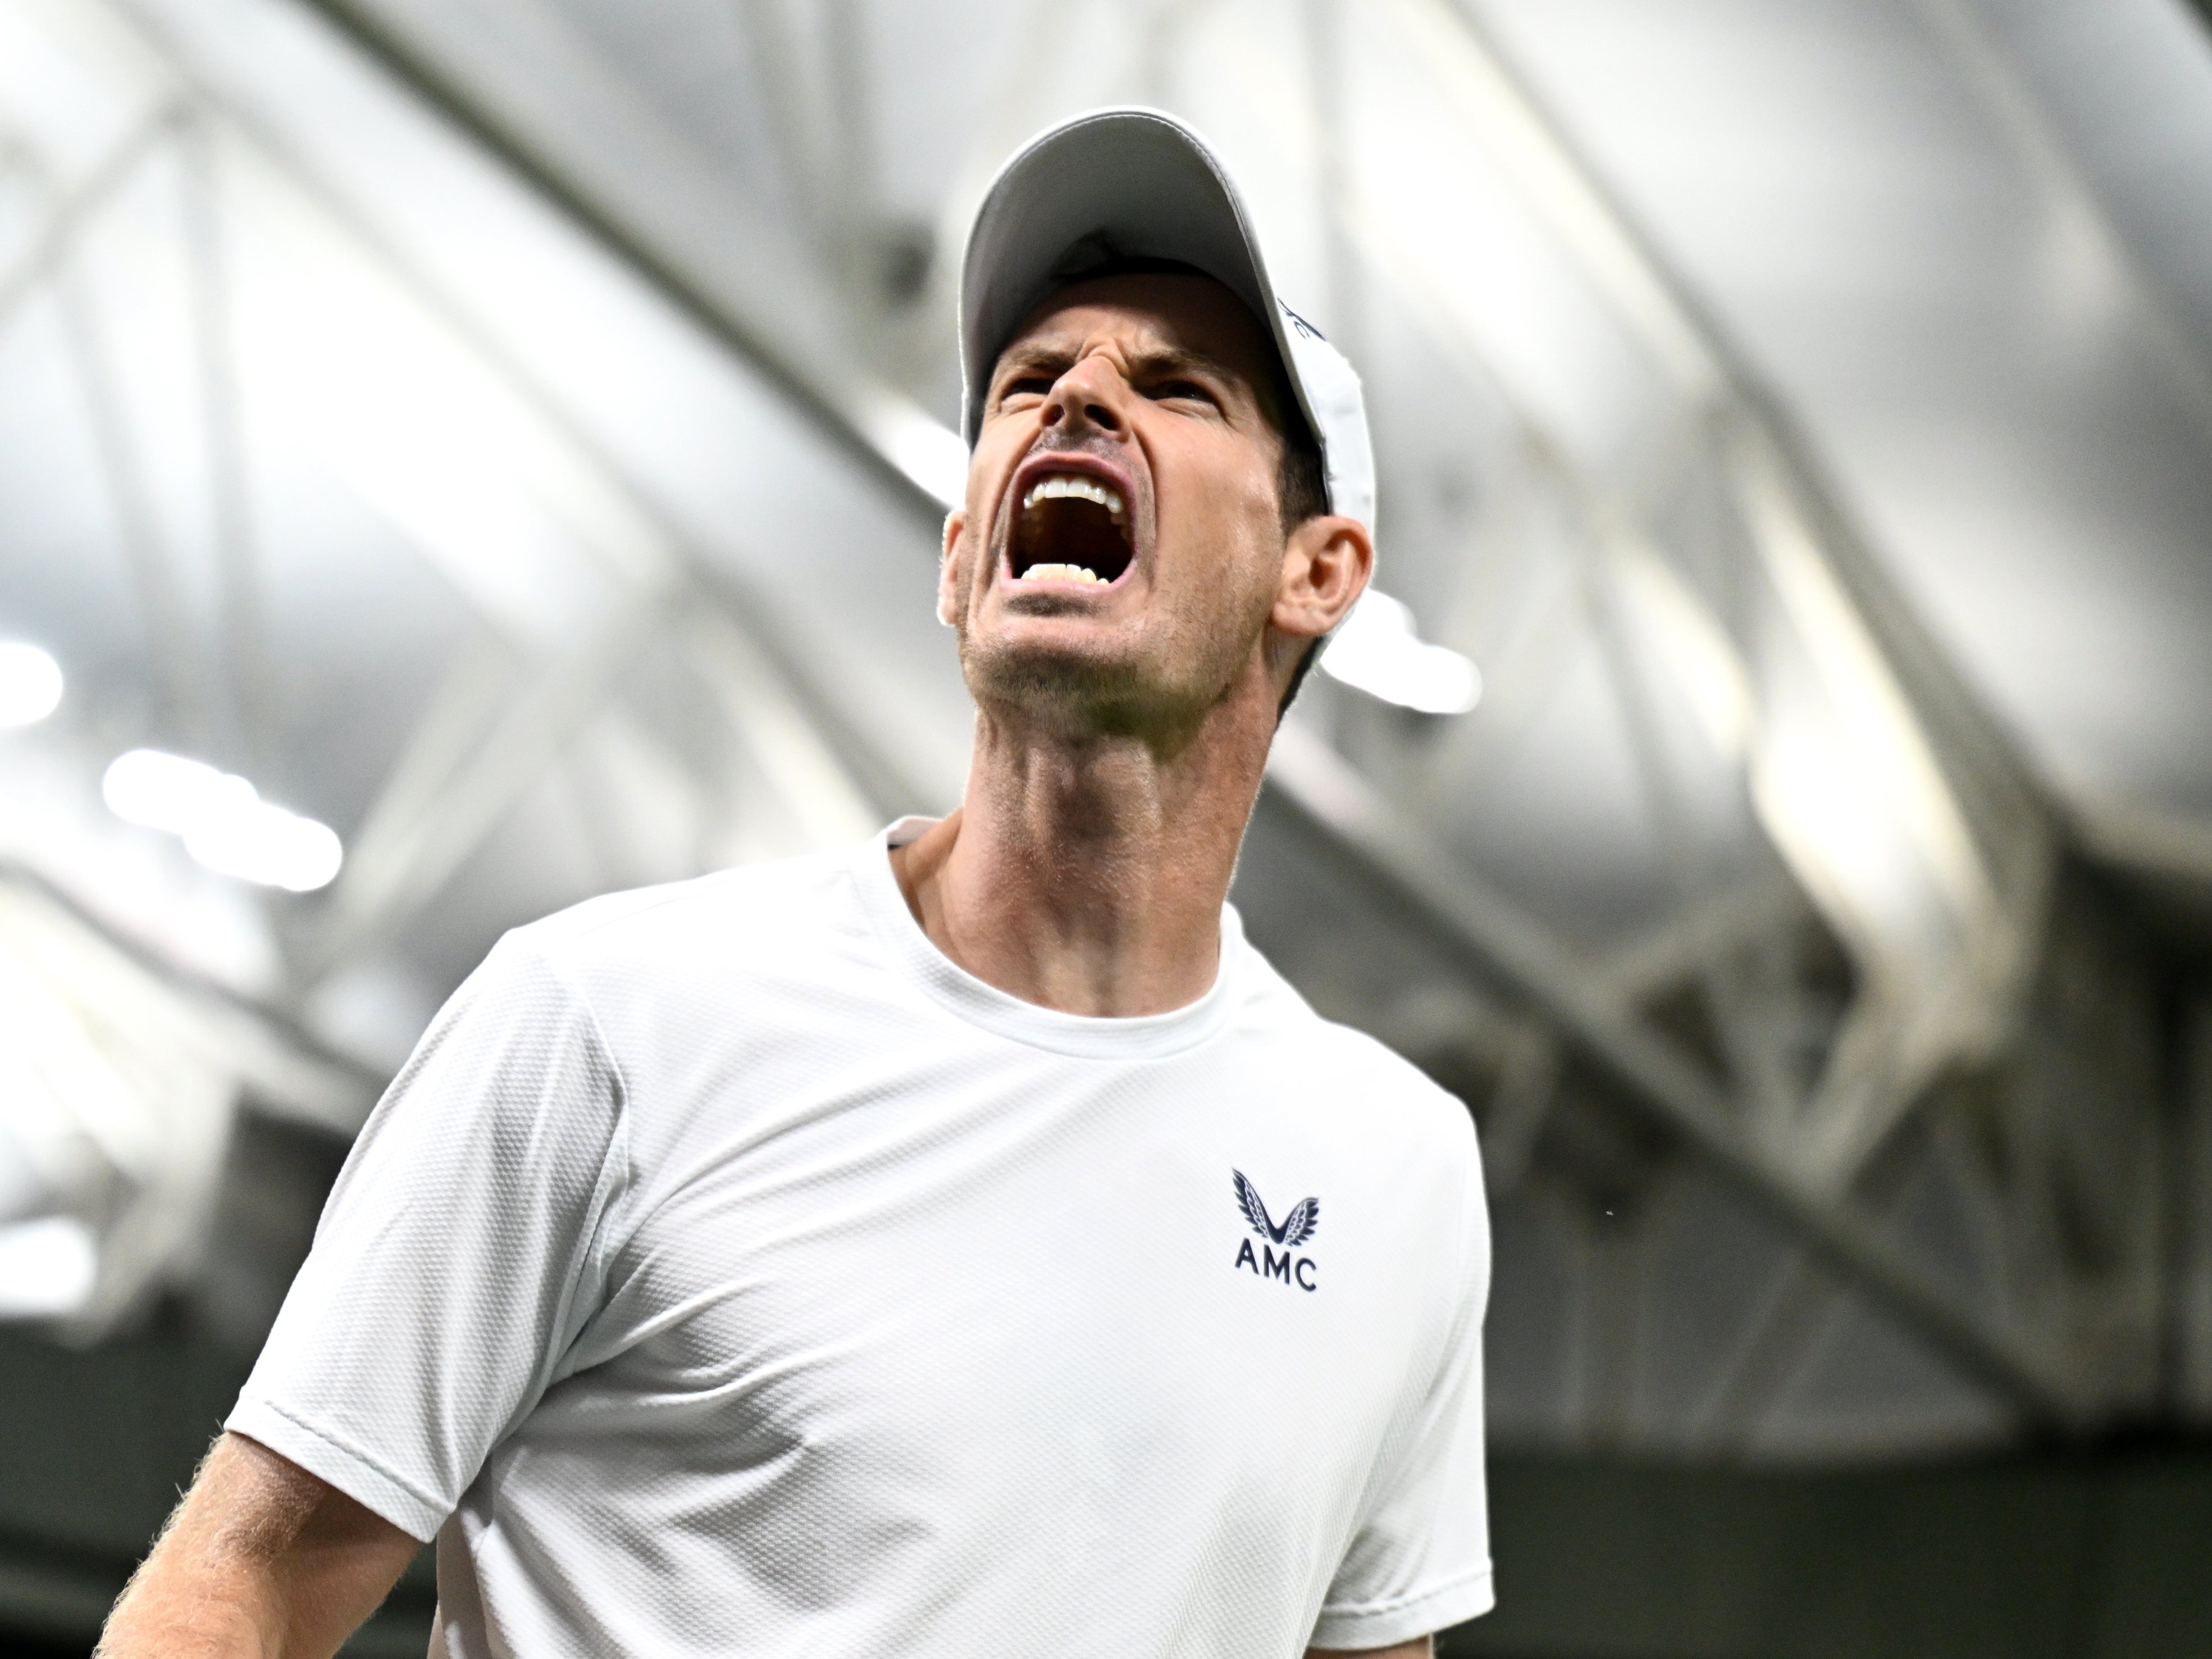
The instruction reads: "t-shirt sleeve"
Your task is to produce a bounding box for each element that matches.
[227,933,629,1542]
[1310,1116,1494,1649]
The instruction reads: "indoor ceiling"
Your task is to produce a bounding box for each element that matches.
[4,0,2209,1457]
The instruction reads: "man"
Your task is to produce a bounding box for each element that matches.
[99,108,1492,1658]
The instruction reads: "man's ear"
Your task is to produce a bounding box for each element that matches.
[1272,514,1374,644]
[937,510,966,627]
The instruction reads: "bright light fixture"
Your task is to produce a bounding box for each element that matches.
[861,394,970,509]
[0,641,63,727]
[0,1215,98,1320]
[1321,591,1482,714]
[103,749,344,892]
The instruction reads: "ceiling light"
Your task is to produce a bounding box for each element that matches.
[1321,591,1482,714]
[0,1216,98,1320]
[861,394,970,509]
[103,749,344,893]
[0,641,63,727]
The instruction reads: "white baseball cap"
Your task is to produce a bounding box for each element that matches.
[959,107,1376,539]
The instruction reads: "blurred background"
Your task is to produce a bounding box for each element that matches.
[3,0,2212,1652]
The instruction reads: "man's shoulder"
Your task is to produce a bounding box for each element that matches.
[503,845,869,992]
[1235,950,1474,1152]
[1310,1015,1473,1154]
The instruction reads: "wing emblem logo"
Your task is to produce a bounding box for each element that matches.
[1232,1170,1321,1291]
[1233,1169,1320,1247]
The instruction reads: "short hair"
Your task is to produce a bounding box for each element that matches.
[1045,254,1331,710]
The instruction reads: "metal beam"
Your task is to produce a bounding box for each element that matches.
[0,860,384,1124]
[200,101,941,823]
[56,251,215,752]
[287,0,943,518]
[304,601,663,974]
[0,106,179,335]
[1431,0,2049,821]
[1912,0,2212,452]
[1261,723,2078,1425]
[183,111,269,766]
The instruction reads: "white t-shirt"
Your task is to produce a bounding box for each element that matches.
[232,821,1493,1657]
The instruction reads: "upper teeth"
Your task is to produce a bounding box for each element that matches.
[1023,563,1107,584]
[1023,474,1125,519]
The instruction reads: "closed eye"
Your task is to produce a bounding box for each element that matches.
[1148,378,1221,408]
[995,373,1057,408]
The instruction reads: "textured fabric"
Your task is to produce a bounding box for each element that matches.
[232,821,1492,1657]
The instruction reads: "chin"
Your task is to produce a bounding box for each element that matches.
[965,632,1135,698]
[971,650,1271,751]
[959,631,1180,727]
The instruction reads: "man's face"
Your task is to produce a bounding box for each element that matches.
[939,273,1303,732]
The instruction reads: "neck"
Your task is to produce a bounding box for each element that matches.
[891,670,1277,1017]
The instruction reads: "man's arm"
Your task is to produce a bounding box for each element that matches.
[1310,1641,1433,1658]
[97,1432,420,1659]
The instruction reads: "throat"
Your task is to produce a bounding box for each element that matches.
[1011,496,1132,584]
[899,740,1247,1018]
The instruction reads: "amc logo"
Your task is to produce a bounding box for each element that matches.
[1234,1237,1319,1291]
[1231,1170,1319,1293]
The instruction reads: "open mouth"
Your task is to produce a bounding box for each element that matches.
[1010,472,1133,586]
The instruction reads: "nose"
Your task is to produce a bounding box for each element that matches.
[1041,352,1126,439]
